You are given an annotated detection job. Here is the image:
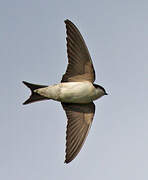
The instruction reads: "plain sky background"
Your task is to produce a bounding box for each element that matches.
[1,0,148,179]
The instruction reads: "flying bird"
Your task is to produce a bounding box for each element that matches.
[23,19,107,163]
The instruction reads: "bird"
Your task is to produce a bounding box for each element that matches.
[23,19,108,163]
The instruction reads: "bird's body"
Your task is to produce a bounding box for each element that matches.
[23,19,107,163]
[35,81,104,104]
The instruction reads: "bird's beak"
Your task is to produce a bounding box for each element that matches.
[105,92,108,95]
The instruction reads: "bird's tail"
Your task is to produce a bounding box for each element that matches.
[22,81,48,105]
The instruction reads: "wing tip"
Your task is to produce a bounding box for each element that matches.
[64,159,69,164]
[64,19,74,26]
[64,157,72,164]
[64,19,70,23]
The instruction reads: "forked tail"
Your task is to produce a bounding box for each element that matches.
[22,81,48,105]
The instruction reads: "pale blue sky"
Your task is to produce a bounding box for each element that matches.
[0,0,148,180]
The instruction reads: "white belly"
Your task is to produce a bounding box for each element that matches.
[35,81,102,103]
[59,82,95,103]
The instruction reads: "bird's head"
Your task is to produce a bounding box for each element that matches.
[93,84,108,96]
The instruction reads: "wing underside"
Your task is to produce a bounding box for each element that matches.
[61,20,95,83]
[61,102,95,163]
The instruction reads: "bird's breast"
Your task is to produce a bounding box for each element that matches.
[58,82,99,103]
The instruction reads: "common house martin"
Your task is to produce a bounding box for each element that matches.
[23,19,107,163]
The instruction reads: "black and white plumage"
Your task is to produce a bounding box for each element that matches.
[23,19,107,163]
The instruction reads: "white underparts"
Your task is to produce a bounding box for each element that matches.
[34,81,104,104]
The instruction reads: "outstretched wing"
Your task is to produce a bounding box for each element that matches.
[61,102,95,163]
[61,19,95,83]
